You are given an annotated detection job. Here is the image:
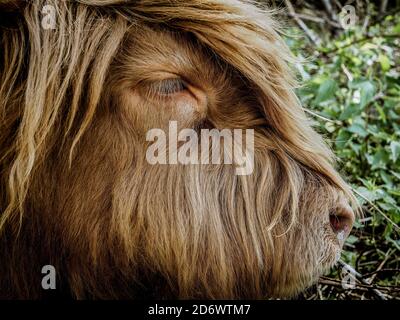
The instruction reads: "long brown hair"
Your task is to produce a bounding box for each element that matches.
[0,0,357,298]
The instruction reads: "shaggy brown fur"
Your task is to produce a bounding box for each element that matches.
[0,0,357,299]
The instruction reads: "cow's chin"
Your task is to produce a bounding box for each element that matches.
[268,211,352,298]
[270,243,341,298]
[92,159,340,299]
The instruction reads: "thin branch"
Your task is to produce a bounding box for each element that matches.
[326,34,400,54]
[319,278,397,301]
[341,63,353,82]
[284,12,325,24]
[374,7,400,25]
[284,0,321,46]
[352,187,400,233]
[337,260,388,300]
[362,268,400,278]
[303,108,341,124]
[367,249,394,284]
[317,284,324,300]
[284,12,342,29]
[321,0,338,22]
[319,278,370,292]
[321,276,400,291]
[361,15,370,34]
[380,0,388,14]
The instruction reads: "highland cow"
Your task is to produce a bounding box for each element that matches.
[0,0,357,299]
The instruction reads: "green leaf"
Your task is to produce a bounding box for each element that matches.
[346,235,359,245]
[378,54,391,72]
[359,178,375,189]
[394,23,400,34]
[372,148,389,168]
[359,81,376,108]
[376,104,387,123]
[335,129,351,149]
[380,171,393,186]
[339,104,361,120]
[386,238,400,251]
[379,202,397,211]
[347,123,368,138]
[324,122,336,133]
[314,79,337,104]
[350,143,362,155]
[390,171,400,180]
[355,186,381,203]
[390,141,400,162]
[388,189,400,196]
[383,194,397,205]
[388,109,400,120]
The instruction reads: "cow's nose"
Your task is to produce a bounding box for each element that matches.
[329,203,355,241]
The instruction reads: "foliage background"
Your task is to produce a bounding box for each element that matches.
[273,0,400,299]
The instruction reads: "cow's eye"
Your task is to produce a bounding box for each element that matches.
[149,78,188,96]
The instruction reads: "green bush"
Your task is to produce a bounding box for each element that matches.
[285,8,400,299]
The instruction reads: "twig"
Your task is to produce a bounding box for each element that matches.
[326,34,400,54]
[317,284,324,300]
[284,12,325,24]
[284,0,321,46]
[303,108,342,124]
[380,0,388,14]
[352,187,400,233]
[367,249,394,284]
[374,7,400,26]
[284,12,342,29]
[361,15,370,34]
[333,0,342,10]
[321,0,338,22]
[341,63,353,82]
[319,278,370,292]
[362,269,400,278]
[320,277,400,292]
[337,260,388,300]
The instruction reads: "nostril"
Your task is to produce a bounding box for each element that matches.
[329,205,355,240]
[329,214,346,233]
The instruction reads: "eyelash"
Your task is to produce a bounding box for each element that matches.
[148,78,187,97]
